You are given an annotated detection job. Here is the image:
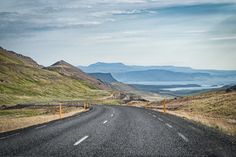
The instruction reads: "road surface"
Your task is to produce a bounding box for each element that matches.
[0,105,235,156]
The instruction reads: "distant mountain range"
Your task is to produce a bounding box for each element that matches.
[112,69,211,82]
[79,62,194,73]
[79,62,236,85]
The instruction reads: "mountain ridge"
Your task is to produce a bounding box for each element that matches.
[45,60,110,90]
[79,62,236,74]
[88,73,118,83]
[0,47,109,105]
[0,47,41,68]
[79,62,236,85]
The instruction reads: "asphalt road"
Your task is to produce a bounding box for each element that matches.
[0,105,235,157]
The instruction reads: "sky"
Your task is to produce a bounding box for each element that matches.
[0,0,236,70]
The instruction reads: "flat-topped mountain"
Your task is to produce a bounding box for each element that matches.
[79,62,193,73]
[79,62,129,73]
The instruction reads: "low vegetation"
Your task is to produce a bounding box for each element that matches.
[0,64,109,105]
[0,105,86,132]
[0,47,111,106]
[0,47,126,133]
[145,90,236,135]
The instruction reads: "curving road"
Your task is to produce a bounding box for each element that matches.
[0,105,235,156]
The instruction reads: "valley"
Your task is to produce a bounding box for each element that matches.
[0,46,236,137]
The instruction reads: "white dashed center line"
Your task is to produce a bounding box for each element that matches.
[178,132,189,142]
[165,123,173,128]
[0,133,20,140]
[74,135,89,146]
[158,118,164,122]
[103,120,108,124]
[111,114,114,117]
[153,115,157,118]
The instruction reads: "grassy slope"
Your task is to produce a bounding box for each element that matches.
[177,91,236,119]
[146,90,236,135]
[45,60,110,90]
[0,48,109,106]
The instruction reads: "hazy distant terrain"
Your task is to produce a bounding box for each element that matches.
[80,62,236,95]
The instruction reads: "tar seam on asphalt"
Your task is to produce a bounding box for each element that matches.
[165,123,173,128]
[35,125,47,130]
[177,132,189,142]
[103,120,108,124]
[0,133,20,140]
[74,135,89,146]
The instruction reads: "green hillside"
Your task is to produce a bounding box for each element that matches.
[0,47,109,105]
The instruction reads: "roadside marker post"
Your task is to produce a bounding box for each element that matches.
[59,104,62,118]
[84,102,89,109]
[163,99,167,113]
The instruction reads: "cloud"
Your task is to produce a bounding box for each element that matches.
[1,0,236,69]
[209,36,236,41]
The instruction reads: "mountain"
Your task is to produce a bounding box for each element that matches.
[88,73,118,83]
[112,69,211,82]
[0,47,109,105]
[79,62,194,73]
[45,60,110,90]
[79,62,236,76]
[79,62,236,85]
[80,62,129,73]
[0,47,41,68]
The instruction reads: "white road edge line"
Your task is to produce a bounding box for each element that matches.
[153,115,157,118]
[158,118,164,122]
[0,133,20,140]
[178,132,189,142]
[103,120,108,124]
[165,123,173,128]
[35,125,47,130]
[74,135,89,146]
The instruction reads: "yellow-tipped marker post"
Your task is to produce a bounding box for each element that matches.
[163,99,166,113]
[59,104,62,118]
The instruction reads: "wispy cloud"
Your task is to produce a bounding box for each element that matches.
[209,36,236,41]
[0,1,235,38]
[0,0,236,69]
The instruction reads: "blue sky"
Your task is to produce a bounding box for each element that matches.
[0,0,236,70]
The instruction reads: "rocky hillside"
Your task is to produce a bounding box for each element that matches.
[88,73,118,83]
